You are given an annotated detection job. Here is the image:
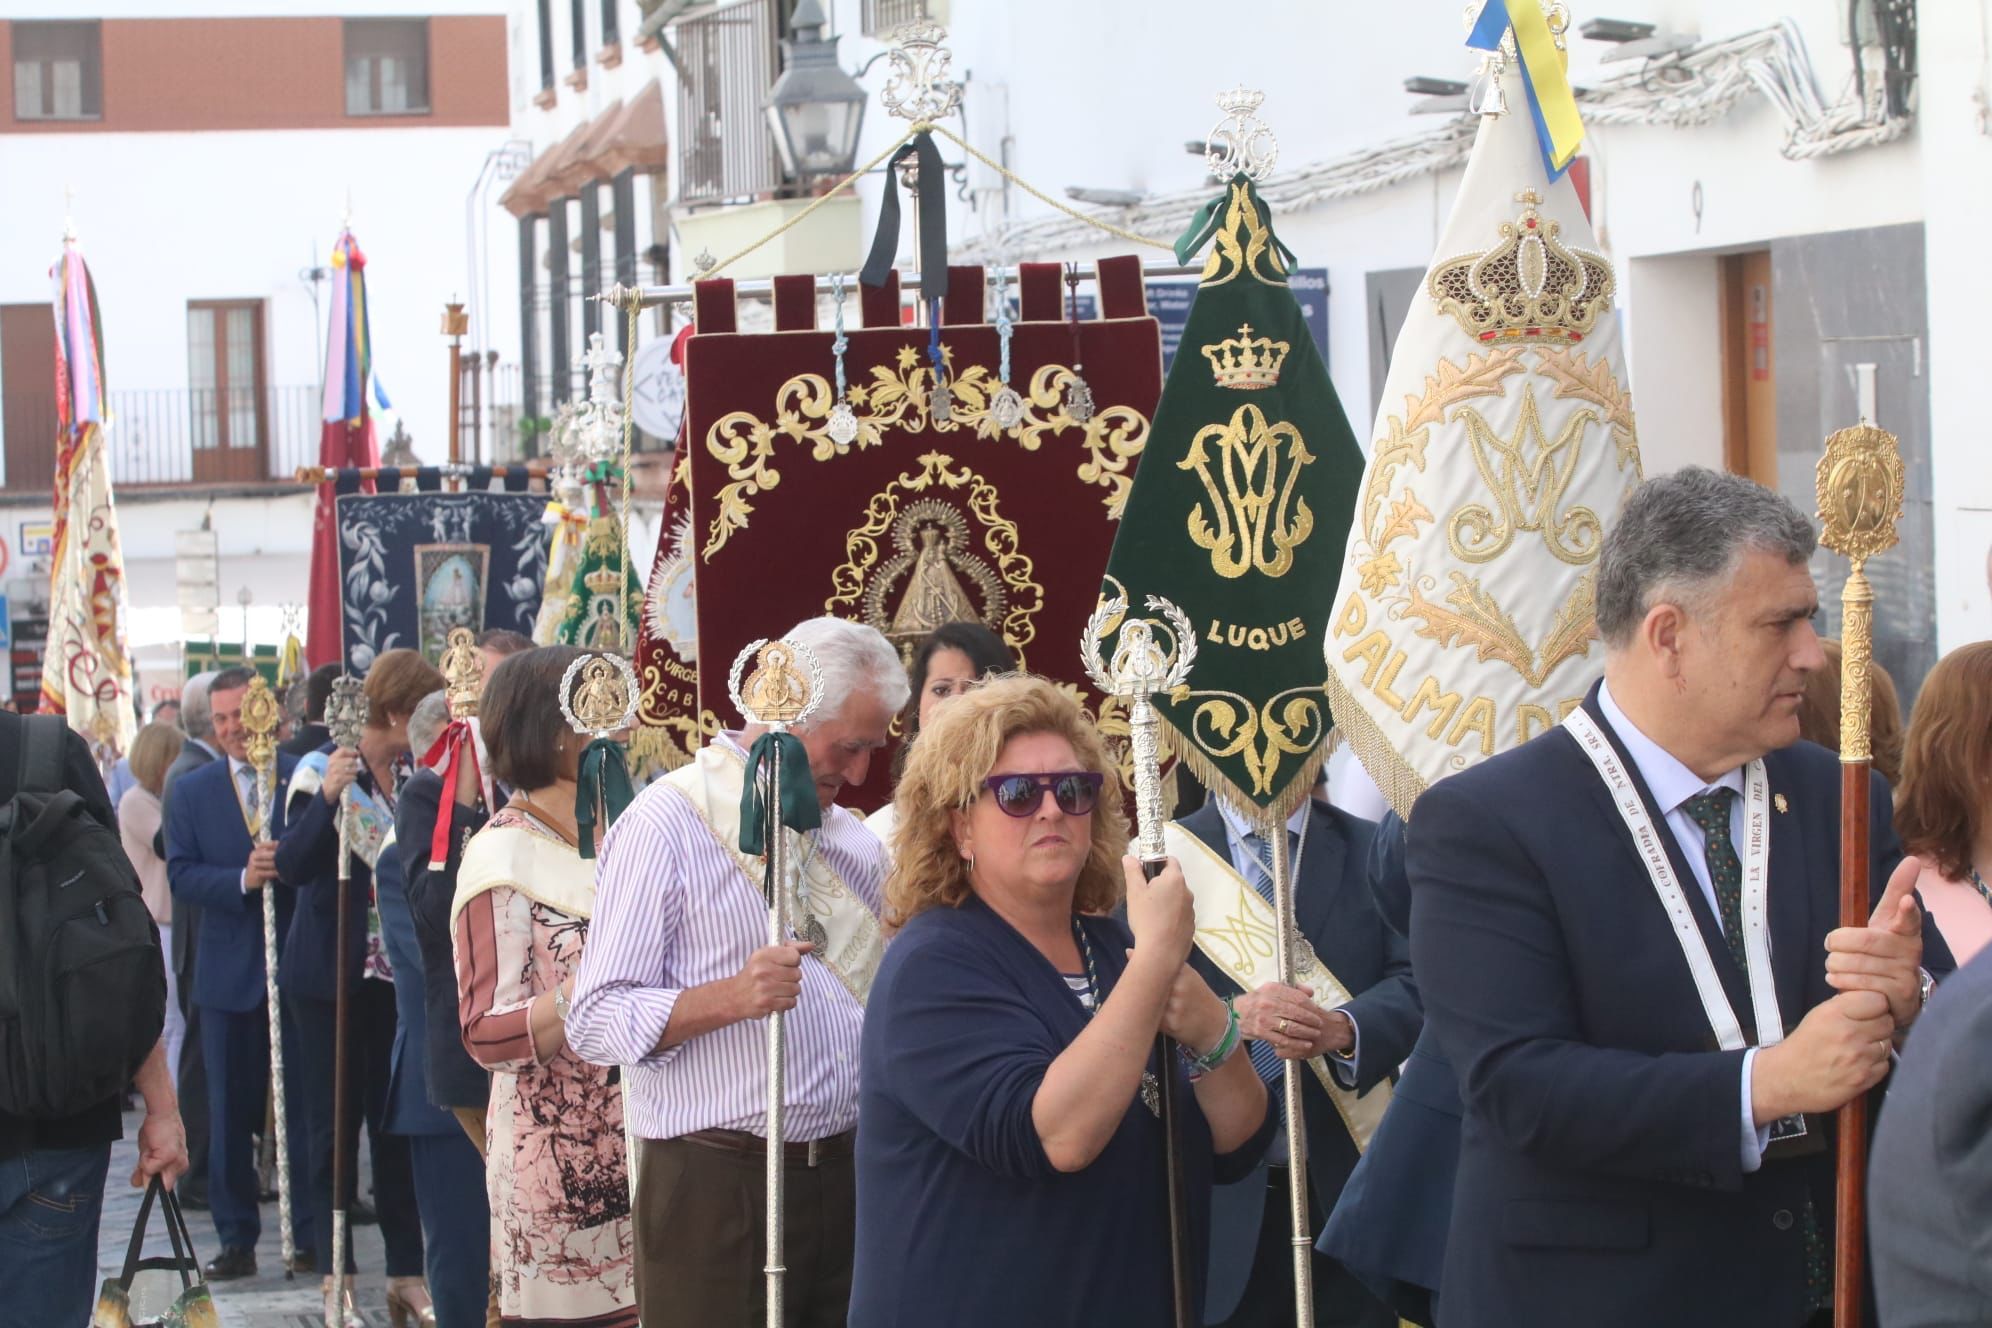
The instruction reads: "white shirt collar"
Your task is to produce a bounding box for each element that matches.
[1597,678,1745,816]
[1212,793,1308,847]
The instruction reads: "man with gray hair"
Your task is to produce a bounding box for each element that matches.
[569,617,908,1327]
[157,669,219,1209]
[1404,467,1954,1327]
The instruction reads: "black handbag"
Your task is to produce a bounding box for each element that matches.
[90,1178,219,1328]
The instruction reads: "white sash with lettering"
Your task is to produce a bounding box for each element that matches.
[660,742,883,1004]
[1561,710,1783,1051]
[1163,821,1393,1152]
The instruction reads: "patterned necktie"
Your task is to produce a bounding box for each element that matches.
[238,765,261,834]
[1681,788,1748,975]
[1240,831,1286,1087]
[1684,788,1830,1309]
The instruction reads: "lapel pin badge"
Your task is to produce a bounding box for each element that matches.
[1774,793,1789,814]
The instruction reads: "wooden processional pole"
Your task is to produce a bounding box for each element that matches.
[1815,420,1905,1328]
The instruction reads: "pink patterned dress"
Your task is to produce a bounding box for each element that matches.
[455,807,636,1326]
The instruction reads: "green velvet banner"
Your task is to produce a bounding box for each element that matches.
[1100,176,1366,819]
[556,508,643,653]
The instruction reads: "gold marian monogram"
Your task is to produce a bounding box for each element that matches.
[1179,403,1316,580]
[1350,347,1641,687]
[702,351,1148,559]
[1448,385,1603,567]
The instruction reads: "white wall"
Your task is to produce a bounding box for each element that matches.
[511,0,1987,648]
[0,1,504,16]
[1625,252,1726,475]
[0,123,511,480]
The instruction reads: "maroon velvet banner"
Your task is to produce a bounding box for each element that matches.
[633,257,1163,810]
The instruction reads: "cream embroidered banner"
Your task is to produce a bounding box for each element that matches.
[1164,822,1390,1151]
[1325,71,1643,817]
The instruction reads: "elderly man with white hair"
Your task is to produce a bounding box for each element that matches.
[568,616,908,1328]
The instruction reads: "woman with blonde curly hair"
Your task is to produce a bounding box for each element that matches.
[848,675,1271,1325]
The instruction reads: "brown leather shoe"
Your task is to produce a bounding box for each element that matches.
[203,1246,257,1280]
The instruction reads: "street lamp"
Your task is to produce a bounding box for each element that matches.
[764,0,867,180]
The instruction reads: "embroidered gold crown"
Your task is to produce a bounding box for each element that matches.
[583,565,623,596]
[1427,190,1615,345]
[1202,323,1290,391]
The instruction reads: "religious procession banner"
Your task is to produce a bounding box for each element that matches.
[548,473,642,655]
[1324,64,1643,818]
[661,260,1163,810]
[41,240,137,764]
[1099,176,1367,820]
[632,450,701,772]
[334,475,548,674]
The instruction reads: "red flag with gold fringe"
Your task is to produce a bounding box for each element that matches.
[634,259,1163,809]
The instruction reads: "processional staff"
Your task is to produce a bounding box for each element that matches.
[323,674,368,1328]
[1816,421,1906,1328]
[1082,591,1199,1328]
[241,675,295,1279]
[727,636,827,1328]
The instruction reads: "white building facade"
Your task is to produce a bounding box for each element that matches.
[0,0,512,706]
[487,0,1983,701]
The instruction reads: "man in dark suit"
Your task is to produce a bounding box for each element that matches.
[1870,949,1992,1325]
[166,666,313,1278]
[157,670,217,1207]
[1409,468,1954,1328]
[1318,812,1455,1327]
[1176,772,1419,1327]
[279,663,339,760]
[380,690,490,1326]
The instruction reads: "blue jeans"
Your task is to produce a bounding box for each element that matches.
[0,1143,113,1328]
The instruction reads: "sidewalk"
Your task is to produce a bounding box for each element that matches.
[99,1109,392,1328]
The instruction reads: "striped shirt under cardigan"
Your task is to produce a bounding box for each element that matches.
[564,733,885,1142]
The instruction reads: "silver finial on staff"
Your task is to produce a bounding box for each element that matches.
[322,675,369,1328]
[727,636,826,1328]
[1081,581,1198,1327]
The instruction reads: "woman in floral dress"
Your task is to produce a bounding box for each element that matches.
[453,646,636,1326]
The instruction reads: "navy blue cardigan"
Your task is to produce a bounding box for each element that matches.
[849,896,1273,1326]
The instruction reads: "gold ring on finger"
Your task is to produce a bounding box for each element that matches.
[1277,1017,1290,1035]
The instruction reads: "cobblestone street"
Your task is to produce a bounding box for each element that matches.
[98,1110,393,1328]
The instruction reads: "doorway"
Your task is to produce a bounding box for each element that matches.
[1718,251,1776,487]
[1,304,57,495]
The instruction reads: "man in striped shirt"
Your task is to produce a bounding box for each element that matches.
[568,617,909,1328]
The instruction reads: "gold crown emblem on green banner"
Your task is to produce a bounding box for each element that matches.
[1202,324,1290,391]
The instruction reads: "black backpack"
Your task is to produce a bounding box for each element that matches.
[0,715,165,1118]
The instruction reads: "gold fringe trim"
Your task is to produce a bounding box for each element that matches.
[1321,667,1428,822]
[1157,715,1332,830]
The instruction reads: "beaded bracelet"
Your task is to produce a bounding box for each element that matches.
[1183,998,1244,1081]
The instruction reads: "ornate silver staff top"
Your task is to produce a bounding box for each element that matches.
[728,637,826,735]
[879,19,963,125]
[1205,86,1279,183]
[1082,580,1198,862]
[326,674,369,748]
[560,651,640,739]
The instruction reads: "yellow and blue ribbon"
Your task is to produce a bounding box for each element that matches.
[1468,0,1585,181]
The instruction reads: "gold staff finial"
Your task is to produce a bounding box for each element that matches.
[1816,421,1905,763]
[441,627,484,718]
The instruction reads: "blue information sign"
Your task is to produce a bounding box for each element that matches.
[1005,267,1330,377]
[1146,267,1329,374]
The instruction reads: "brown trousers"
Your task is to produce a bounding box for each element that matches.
[635,1136,855,1328]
